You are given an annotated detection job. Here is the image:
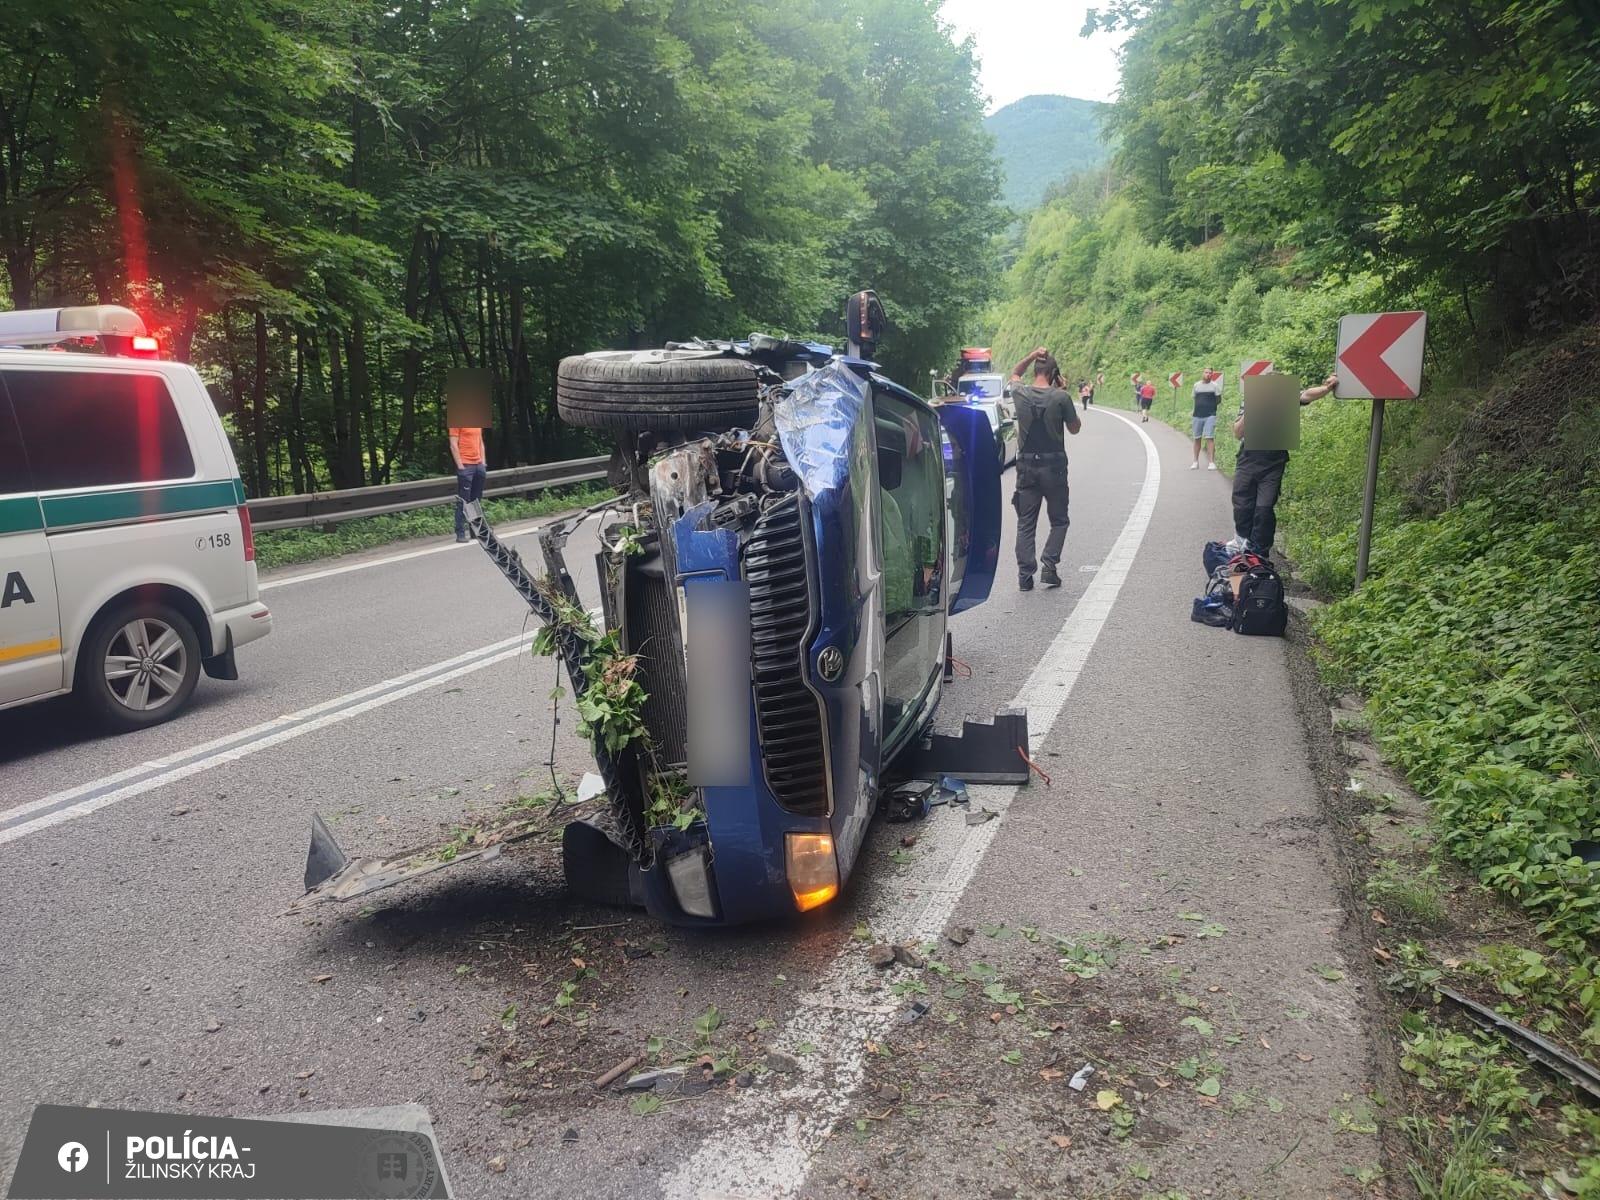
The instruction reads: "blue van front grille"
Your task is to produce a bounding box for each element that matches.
[744,495,828,816]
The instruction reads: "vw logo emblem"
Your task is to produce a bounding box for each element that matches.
[816,645,844,682]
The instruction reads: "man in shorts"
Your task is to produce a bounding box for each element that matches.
[1190,367,1224,470]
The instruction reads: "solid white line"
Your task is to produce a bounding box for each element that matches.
[660,406,1161,1200]
[259,518,554,592]
[0,633,533,846]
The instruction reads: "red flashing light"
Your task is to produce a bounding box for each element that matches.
[131,334,159,355]
[238,504,256,562]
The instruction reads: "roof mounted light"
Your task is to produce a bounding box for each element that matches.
[130,334,159,356]
[0,305,149,348]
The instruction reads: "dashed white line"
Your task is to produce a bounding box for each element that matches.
[660,406,1161,1200]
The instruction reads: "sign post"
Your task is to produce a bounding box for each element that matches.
[1335,311,1427,587]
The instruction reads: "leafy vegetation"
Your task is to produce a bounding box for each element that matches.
[0,0,1003,496]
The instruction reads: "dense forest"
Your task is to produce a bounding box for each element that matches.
[990,0,1600,1189]
[982,94,1110,210]
[0,0,1004,496]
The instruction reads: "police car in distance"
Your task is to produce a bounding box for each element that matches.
[0,305,272,730]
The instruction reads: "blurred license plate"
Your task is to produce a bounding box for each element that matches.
[685,578,751,787]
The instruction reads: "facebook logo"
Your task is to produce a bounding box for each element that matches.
[56,1142,89,1173]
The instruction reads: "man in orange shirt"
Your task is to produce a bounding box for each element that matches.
[450,423,486,542]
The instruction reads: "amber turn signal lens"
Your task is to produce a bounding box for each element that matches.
[785,832,839,912]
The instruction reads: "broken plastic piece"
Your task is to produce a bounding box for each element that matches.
[902,1001,932,1024]
[885,780,937,823]
[577,773,606,803]
[1068,1064,1095,1092]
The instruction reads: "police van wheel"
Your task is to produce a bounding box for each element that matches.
[77,601,202,731]
[556,351,760,434]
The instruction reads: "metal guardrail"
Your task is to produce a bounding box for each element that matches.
[248,456,611,531]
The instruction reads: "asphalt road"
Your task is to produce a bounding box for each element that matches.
[0,410,1379,1199]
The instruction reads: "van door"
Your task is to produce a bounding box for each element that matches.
[934,401,1001,613]
[0,383,63,705]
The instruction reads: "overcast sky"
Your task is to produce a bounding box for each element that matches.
[939,0,1130,113]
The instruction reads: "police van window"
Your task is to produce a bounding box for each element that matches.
[0,388,30,496]
[2,370,194,491]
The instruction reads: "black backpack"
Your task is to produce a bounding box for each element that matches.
[1232,563,1288,636]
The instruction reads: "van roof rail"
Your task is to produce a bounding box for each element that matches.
[0,305,149,347]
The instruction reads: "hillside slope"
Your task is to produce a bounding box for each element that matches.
[984,94,1109,211]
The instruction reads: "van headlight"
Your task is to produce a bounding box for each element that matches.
[785,832,840,912]
[665,848,717,919]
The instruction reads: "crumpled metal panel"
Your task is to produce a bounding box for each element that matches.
[772,359,867,495]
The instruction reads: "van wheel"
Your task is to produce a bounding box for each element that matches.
[77,602,201,730]
[556,351,761,434]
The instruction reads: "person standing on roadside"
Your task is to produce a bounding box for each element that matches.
[1190,367,1225,470]
[450,422,487,543]
[1138,376,1157,422]
[1008,347,1081,591]
[1079,379,1094,408]
[1229,372,1337,556]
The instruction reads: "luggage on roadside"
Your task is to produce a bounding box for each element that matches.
[1202,540,1233,577]
[1232,561,1288,636]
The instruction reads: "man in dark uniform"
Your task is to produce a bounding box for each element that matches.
[1007,347,1081,591]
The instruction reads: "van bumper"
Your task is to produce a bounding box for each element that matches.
[215,600,273,652]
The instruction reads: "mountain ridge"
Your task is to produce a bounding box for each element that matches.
[984,94,1111,211]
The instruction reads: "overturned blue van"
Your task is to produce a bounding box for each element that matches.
[300,339,1011,927]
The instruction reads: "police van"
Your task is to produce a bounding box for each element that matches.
[0,305,272,730]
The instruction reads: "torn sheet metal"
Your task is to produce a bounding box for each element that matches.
[772,359,866,495]
[291,812,544,911]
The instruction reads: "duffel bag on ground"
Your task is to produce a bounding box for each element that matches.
[1203,540,1232,577]
[1232,563,1288,636]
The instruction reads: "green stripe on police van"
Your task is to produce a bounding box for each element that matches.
[0,496,45,535]
[40,479,243,531]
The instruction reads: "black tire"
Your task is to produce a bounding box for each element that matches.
[556,351,760,433]
[76,600,202,731]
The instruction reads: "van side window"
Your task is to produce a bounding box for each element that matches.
[0,388,31,496]
[2,370,195,490]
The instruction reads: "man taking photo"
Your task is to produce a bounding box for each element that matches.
[1229,371,1337,556]
[1008,347,1081,591]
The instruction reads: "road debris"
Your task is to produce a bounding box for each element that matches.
[891,944,925,969]
[867,943,897,969]
[622,1066,685,1091]
[901,1001,931,1024]
[202,1018,223,1034]
[1440,985,1600,1103]
[594,1055,641,1090]
[765,1051,799,1074]
[945,925,974,945]
[1068,1064,1094,1092]
[487,1155,507,1174]
[965,808,998,826]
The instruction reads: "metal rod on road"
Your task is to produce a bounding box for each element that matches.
[1354,397,1385,588]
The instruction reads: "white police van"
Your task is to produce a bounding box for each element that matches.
[0,305,272,730]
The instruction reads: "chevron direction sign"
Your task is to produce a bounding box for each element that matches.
[1336,311,1427,399]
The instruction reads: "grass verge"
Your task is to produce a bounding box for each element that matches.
[254,482,617,572]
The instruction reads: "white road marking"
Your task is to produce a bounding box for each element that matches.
[259,518,554,591]
[0,633,533,846]
[661,406,1161,1200]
